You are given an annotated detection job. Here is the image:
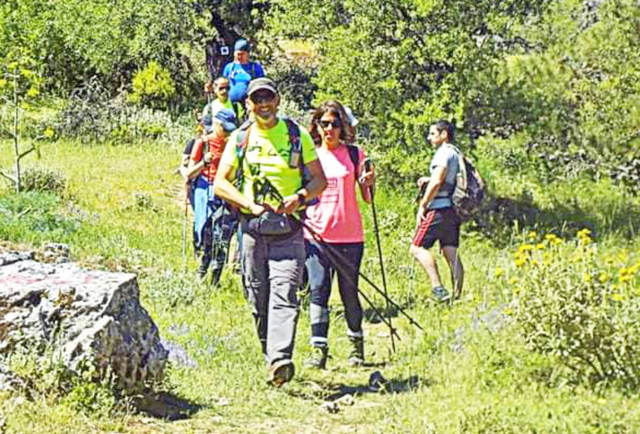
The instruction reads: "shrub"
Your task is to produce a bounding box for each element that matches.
[129,61,177,110]
[19,168,67,195]
[0,192,82,241]
[56,76,192,145]
[508,230,640,390]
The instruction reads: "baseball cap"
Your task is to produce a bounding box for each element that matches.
[247,77,277,97]
[202,114,214,133]
[215,109,237,133]
[234,39,250,52]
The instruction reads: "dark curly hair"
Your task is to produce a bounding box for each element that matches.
[308,100,356,146]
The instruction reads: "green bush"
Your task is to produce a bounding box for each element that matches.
[19,168,67,195]
[510,231,640,390]
[56,77,192,145]
[0,192,81,241]
[129,61,176,110]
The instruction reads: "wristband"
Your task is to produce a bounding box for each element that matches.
[297,193,306,205]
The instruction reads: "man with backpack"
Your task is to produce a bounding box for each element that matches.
[410,120,465,302]
[214,78,326,387]
[222,39,265,118]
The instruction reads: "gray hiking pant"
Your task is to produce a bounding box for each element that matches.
[241,228,304,366]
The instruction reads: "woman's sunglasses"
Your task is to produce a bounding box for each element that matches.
[319,119,342,129]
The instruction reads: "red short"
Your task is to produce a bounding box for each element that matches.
[412,207,460,249]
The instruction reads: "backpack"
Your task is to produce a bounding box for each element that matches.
[448,145,485,222]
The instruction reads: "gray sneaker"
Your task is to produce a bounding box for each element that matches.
[432,286,451,303]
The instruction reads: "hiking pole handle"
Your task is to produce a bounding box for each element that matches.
[361,158,374,198]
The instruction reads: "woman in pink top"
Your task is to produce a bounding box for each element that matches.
[303,100,374,369]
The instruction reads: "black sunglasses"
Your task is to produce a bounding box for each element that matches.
[217,86,229,91]
[319,119,342,129]
[250,91,276,104]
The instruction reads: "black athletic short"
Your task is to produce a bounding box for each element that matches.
[411,207,460,249]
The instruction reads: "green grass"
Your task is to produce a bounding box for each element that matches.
[1,137,640,432]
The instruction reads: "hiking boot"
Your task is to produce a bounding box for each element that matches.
[304,346,328,370]
[211,267,223,287]
[268,360,295,388]
[197,266,208,280]
[347,336,365,367]
[431,286,451,303]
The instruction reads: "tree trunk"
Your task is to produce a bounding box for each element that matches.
[13,73,20,193]
[205,10,241,79]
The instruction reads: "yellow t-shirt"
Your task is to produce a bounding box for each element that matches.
[205,98,244,119]
[219,118,318,210]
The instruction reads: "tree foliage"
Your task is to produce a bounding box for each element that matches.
[0,0,269,105]
[265,0,550,148]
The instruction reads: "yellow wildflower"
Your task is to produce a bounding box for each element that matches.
[509,277,517,285]
[519,244,534,252]
[599,273,609,283]
[44,126,55,138]
[583,273,592,283]
[535,243,546,250]
[26,87,39,98]
[503,307,514,316]
[20,68,34,78]
[612,293,624,302]
[577,228,592,237]
[527,231,538,240]
[495,267,504,278]
[514,258,527,267]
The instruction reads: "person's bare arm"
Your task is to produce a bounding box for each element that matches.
[417,166,446,222]
[280,159,327,214]
[214,163,268,216]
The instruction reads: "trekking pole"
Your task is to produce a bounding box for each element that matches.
[407,258,416,295]
[302,219,424,333]
[182,196,188,272]
[356,285,401,341]
[365,159,396,353]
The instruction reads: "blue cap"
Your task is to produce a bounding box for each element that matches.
[234,39,250,52]
[202,114,214,133]
[215,109,237,133]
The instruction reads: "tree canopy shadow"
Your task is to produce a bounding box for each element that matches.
[286,374,429,402]
[470,192,640,248]
[129,389,205,421]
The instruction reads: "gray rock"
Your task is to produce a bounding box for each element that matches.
[0,251,166,391]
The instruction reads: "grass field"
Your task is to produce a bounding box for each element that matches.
[1,136,640,433]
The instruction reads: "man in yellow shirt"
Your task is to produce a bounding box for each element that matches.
[215,78,326,387]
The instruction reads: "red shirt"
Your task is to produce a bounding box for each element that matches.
[190,132,227,182]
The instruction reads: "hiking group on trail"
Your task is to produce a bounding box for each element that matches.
[180,39,482,387]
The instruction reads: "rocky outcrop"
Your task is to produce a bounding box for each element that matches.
[0,247,167,391]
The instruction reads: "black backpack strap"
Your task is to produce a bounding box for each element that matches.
[234,119,254,190]
[346,144,360,174]
[283,117,303,172]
